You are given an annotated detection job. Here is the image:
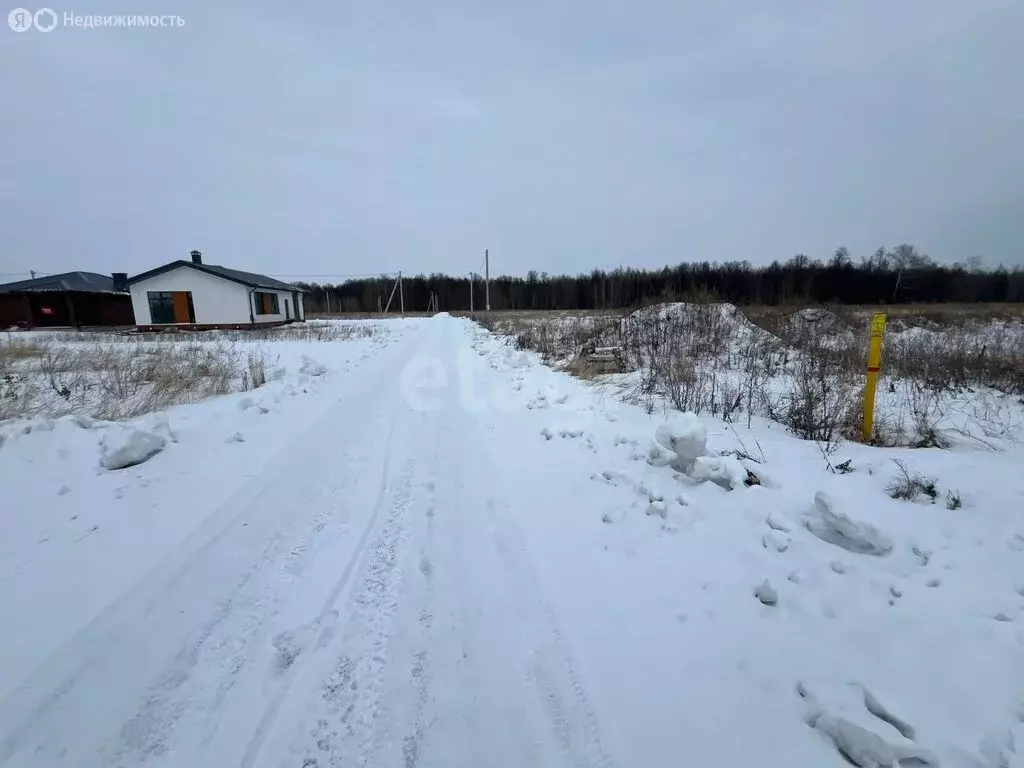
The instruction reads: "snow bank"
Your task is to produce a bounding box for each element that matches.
[99,426,167,470]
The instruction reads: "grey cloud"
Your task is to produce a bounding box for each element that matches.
[1,0,1021,282]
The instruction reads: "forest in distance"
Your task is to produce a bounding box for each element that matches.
[296,245,1024,314]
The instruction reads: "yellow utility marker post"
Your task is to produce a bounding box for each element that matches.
[862,312,887,442]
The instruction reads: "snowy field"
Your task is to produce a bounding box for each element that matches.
[1,313,1023,768]
[478,303,1024,450]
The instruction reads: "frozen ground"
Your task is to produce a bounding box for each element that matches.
[1,315,1023,767]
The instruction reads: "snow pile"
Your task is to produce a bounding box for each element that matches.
[654,413,706,470]
[651,413,750,490]
[99,425,167,470]
[809,712,938,768]
[299,356,328,376]
[689,455,749,491]
[805,491,893,556]
[628,301,772,346]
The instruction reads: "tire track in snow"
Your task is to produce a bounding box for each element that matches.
[116,438,377,765]
[241,416,413,768]
[486,496,617,768]
[289,455,416,768]
[455,336,618,768]
[0,331,423,768]
[366,447,441,768]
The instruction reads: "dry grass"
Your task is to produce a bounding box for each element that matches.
[1,337,272,422]
[474,300,1024,448]
[41,321,380,344]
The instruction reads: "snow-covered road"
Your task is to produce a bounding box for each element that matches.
[3,315,1023,768]
[0,317,618,767]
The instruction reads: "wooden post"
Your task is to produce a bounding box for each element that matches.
[862,312,887,442]
[484,250,490,311]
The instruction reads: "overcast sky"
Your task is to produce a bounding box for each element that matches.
[2,1,1022,281]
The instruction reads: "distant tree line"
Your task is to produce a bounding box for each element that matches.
[296,245,1024,313]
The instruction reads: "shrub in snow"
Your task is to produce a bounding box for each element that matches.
[689,455,748,491]
[654,412,706,470]
[299,356,328,377]
[806,491,893,556]
[99,427,167,470]
[780,352,855,446]
[886,459,938,503]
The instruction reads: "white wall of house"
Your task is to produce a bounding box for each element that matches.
[129,266,305,325]
[247,286,301,324]
[130,266,251,325]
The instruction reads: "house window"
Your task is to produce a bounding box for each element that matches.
[148,291,195,324]
[254,291,279,315]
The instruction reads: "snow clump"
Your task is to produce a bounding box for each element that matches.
[99,426,167,470]
[689,455,748,491]
[654,413,707,471]
[299,356,328,376]
[806,492,893,556]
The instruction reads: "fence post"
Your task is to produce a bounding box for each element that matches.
[862,312,887,442]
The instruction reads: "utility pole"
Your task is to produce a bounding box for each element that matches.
[470,273,474,312]
[399,271,404,316]
[484,249,490,311]
[325,288,332,315]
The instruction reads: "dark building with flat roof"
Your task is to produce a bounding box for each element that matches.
[0,272,135,328]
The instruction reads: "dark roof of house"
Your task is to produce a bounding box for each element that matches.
[128,261,308,293]
[0,271,125,294]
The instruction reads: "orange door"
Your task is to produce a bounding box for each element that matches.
[172,292,191,323]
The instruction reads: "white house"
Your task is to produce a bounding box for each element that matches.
[128,251,307,331]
